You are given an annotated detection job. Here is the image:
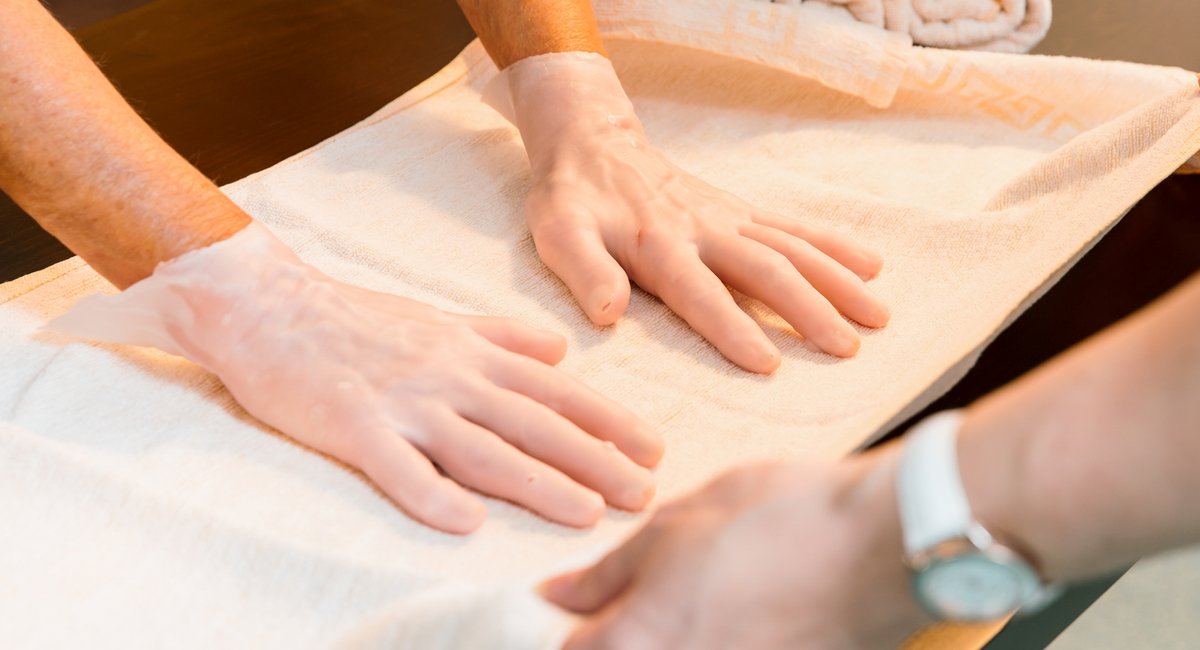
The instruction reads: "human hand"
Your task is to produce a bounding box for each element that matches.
[541,450,929,649]
[47,222,663,534]
[491,52,890,373]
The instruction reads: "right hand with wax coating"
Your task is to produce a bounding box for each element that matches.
[498,52,890,373]
[48,224,663,534]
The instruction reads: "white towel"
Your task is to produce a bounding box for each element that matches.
[1,7,1198,648]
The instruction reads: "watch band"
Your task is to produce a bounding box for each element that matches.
[897,410,971,556]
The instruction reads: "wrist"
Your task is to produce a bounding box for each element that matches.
[837,449,933,640]
[488,51,644,176]
[957,405,1057,582]
[46,221,327,374]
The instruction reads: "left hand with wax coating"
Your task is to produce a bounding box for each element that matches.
[497,52,890,373]
[541,449,929,649]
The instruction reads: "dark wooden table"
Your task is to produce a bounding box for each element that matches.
[4,1,1198,647]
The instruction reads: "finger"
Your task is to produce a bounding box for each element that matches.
[740,223,890,328]
[457,383,656,511]
[541,528,655,613]
[750,212,884,280]
[564,597,663,650]
[421,411,606,528]
[530,217,632,326]
[636,247,781,374]
[703,237,861,358]
[460,314,567,365]
[357,429,487,535]
[489,352,664,468]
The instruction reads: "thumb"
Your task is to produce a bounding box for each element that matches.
[531,217,631,326]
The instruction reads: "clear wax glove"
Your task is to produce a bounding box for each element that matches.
[487,52,890,373]
[47,222,662,534]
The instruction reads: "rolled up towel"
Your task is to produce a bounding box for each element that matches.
[773,0,1052,52]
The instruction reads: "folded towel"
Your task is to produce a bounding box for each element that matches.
[1,8,1197,647]
[593,0,1052,108]
[776,0,1053,52]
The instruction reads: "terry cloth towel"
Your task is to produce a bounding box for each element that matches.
[2,10,1199,650]
[593,0,1050,108]
[773,0,1053,53]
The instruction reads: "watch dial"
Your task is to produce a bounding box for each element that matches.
[916,555,1030,621]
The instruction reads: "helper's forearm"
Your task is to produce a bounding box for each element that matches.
[960,271,1200,581]
[456,0,605,68]
[0,0,249,288]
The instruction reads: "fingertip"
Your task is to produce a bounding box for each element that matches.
[857,250,885,281]
[559,489,607,529]
[865,300,891,328]
[741,341,782,374]
[430,487,488,535]
[826,328,862,358]
[542,330,569,365]
[630,425,665,468]
[616,471,656,512]
[538,570,583,607]
[584,282,630,327]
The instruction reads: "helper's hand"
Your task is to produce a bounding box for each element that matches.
[541,449,929,649]
[493,53,890,373]
[47,222,663,534]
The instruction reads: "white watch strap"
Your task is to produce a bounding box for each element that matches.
[897,410,971,556]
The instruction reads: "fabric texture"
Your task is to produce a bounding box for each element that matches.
[593,0,1051,108]
[775,0,1053,52]
[2,4,1199,646]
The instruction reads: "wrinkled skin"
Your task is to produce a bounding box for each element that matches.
[50,223,664,534]
[502,53,891,373]
[542,451,930,649]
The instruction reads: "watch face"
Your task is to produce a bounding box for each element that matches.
[914,553,1037,621]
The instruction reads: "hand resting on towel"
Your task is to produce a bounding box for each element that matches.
[460,0,890,373]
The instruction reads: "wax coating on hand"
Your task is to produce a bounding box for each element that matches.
[48,222,663,534]
[492,52,890,372]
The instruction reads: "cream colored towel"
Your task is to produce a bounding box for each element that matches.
[594,0,1051,108]
[774,0,1052,52]
[2,13,1198,649]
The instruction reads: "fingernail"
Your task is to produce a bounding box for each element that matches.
[618,472,657,511]
[745,340,781,374]
[587,286,615,320]
[830,328,861,357]
[866,301,891,328]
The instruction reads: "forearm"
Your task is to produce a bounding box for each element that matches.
[0,0,249,288]
[455,0,605,68]
[960,271,1200,581]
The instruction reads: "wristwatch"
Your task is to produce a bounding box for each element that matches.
[896,410,1060,621]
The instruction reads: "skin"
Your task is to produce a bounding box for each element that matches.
[545,271,1200,647]
[458,0,890,372]
[0,0,663,534]
[0,0,249,288]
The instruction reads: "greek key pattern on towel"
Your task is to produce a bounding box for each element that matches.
[904,51,1087,141]
[593,0,913,108]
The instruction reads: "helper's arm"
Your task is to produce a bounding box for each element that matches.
[1,0,661,534]
[545,271,1200,647]
[0,0,248,288]
[959,269,1200,581]
[456,0,890,372]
